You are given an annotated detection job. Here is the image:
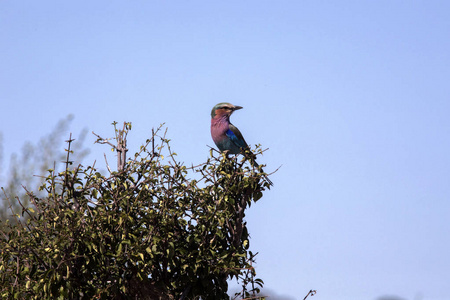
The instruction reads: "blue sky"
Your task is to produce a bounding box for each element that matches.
[1,1,450,299]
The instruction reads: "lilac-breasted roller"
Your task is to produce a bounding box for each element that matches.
[210,102,273,186]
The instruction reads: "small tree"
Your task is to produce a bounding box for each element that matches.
[0,122,272,300]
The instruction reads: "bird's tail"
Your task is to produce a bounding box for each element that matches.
[245,150,273,187]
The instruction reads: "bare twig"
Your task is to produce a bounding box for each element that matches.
[303,290,317,300]
[104,153,112,174]
[61,134,75,198]
[116,122,129,172]
[92,131,116,149]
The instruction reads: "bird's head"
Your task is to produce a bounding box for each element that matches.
[211,102,243,119]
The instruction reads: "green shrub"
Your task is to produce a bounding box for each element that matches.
[1,123,270,300]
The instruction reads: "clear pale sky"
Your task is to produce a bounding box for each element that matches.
[1,2,450,300]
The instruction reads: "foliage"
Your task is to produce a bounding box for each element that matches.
[0,122,272,299]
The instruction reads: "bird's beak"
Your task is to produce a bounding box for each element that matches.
[233,105,243,111]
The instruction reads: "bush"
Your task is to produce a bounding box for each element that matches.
[1,123,271,300]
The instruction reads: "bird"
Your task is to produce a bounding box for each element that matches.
[210,102,273,186]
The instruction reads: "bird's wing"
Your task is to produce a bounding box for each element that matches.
[226,124,249,150]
